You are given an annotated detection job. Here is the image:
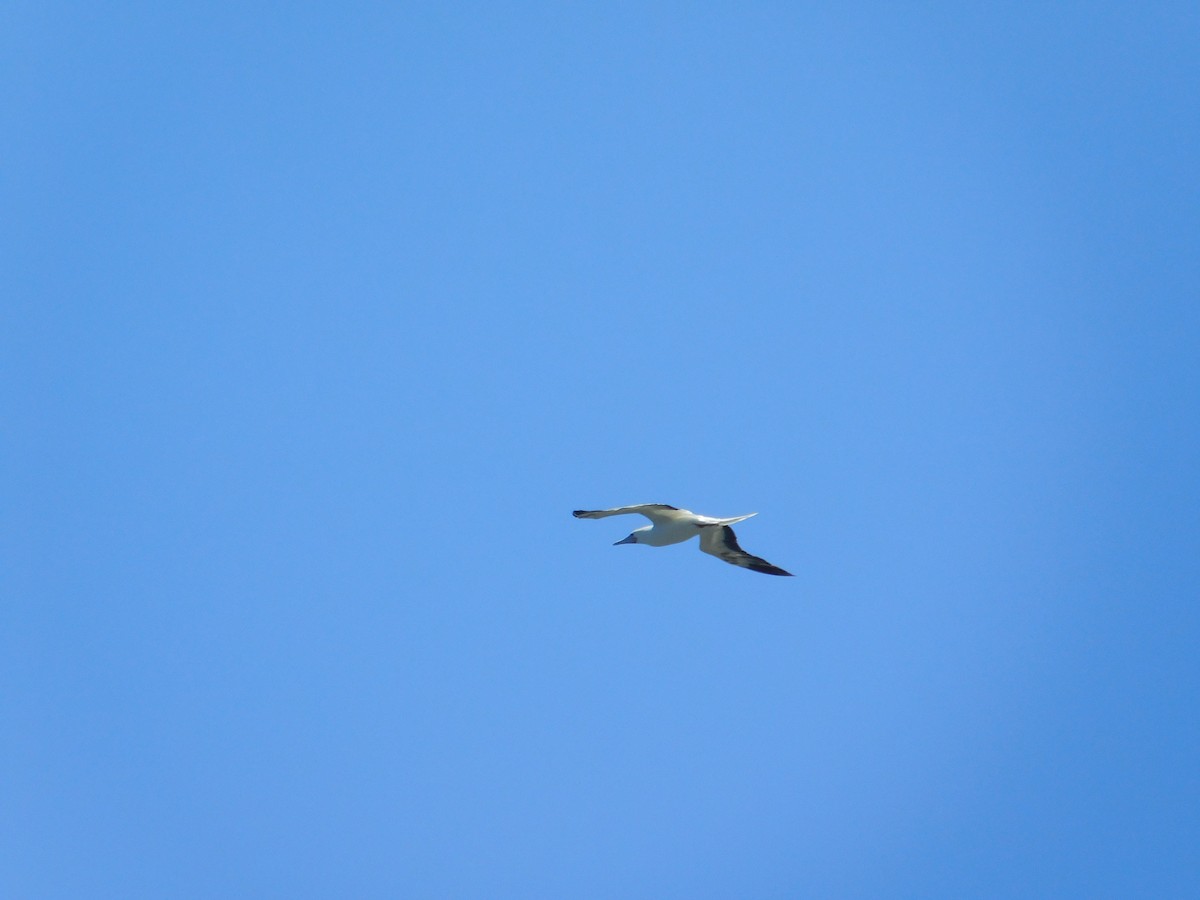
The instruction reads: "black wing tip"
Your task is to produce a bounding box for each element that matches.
[759,567,795,576]
[743,549,793,577]
[716,528,793,575]
[572,510,588,517]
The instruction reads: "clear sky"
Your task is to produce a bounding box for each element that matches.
[5,3,1198,897]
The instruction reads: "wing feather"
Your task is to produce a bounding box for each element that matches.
[699,525,792,576]
[572,504,684,525]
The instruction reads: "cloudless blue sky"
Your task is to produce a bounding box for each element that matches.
[5,3,1198,897]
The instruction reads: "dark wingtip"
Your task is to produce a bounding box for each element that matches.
[572,510,586,517]
[750,564,794,576]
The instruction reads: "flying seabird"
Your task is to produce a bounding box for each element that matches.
[572,504,792,576]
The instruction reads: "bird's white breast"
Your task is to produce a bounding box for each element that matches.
[640,520,702,547]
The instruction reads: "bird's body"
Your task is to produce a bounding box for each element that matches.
[573,504,792,576]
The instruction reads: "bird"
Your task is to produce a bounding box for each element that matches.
[572,503,792,576]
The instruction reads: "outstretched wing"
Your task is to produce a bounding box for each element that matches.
[699,525,792,576]
[572,504,684,525]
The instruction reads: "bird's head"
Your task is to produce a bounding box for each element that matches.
[614,526,651,546]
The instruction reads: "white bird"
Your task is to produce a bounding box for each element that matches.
[572,503,793,576]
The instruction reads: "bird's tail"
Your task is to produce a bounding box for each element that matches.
[716,513,758,525]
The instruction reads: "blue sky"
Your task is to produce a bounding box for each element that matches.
[5,3,1198,897]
